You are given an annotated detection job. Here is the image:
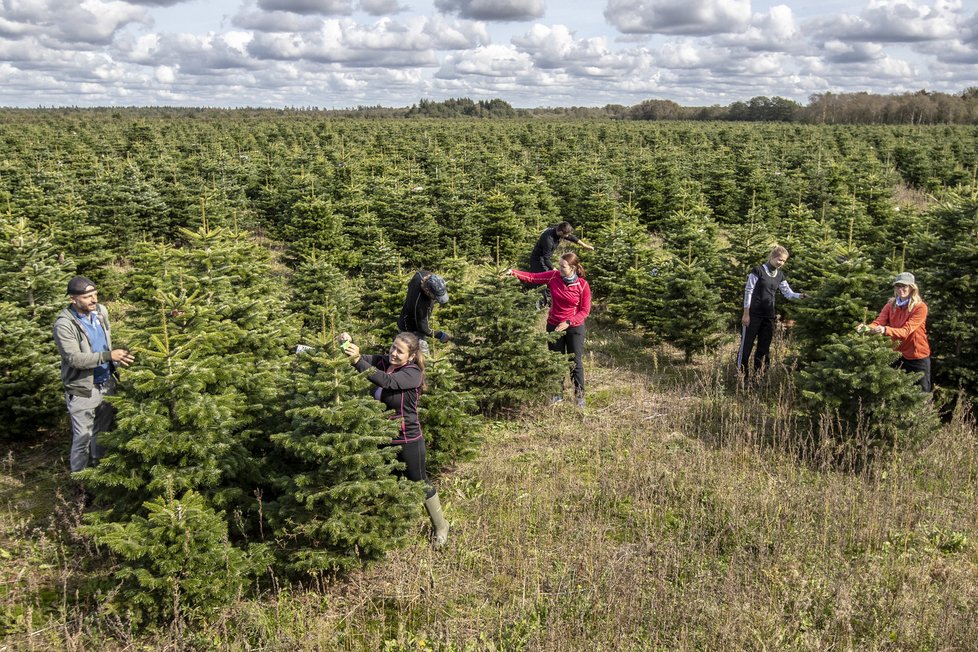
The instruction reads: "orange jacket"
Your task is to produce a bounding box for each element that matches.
[871,300,930,360]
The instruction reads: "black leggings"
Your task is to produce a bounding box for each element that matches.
[547,323,586,396]
[393,438,435,499]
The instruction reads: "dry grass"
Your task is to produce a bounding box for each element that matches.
[3,323,978,650]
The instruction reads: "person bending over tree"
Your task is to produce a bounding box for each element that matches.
[339,331,449,546]
[506,252,592,408]
[856,271,932,392]
[738,245,806,380]
[528,221,594,273]
[527,221,594,308]
[398,270,450,355]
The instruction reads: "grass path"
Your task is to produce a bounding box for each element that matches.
[248,325,978,650]
[2,323,978,650]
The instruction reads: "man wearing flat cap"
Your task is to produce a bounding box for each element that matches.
[398,270,450,354]
[52,276,134,473]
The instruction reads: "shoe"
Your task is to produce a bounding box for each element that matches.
[551,395,564,405]
[576,397,585,409]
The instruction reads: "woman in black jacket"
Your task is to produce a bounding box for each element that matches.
[340,331,449,547]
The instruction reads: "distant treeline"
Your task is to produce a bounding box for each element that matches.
[404,89,978,124]
[6,88,978,124]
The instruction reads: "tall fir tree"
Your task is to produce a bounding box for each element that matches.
[0,214,73,322]
[912,192,978,404]
[420,350,484,472]
[0,301,62,439]
[80,293,262,517]
[0,214,73,438]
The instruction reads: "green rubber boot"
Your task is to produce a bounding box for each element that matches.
[424,493,450,547]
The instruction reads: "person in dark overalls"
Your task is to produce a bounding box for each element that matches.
[737,245,806,379]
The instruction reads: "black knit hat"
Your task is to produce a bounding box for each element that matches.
[67,276,97,296]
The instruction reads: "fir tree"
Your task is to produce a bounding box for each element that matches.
[358,231,406,345]
[80,295,260,516]
[588,201,657,322]
[0,301,62,439]
[267,338,422,575]
[80,485,263,627]
[280,194,353,267]
[654,256,724,362]
[798,332,935,450]
[0,214,73,322]
[450,272,565,414]
[371,167,443,269]
[478,188,525,264]
[790,238,883,362]
[912,192,978,404]
[420,351,483,472]
[289,252,362,340]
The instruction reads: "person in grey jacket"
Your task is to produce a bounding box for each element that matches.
[53,276,134,472]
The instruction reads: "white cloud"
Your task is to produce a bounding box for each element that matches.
[244,17,483,67]
[0,0,975,108]
[604,0,752,36]
[436,44,534,78]
[434,0,545,22]
[716,5,806,53]
[0,0,152,46]
[810,0,963,44]
[154,64,177,83]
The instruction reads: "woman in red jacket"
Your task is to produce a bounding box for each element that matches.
[507,252,592,408]
[858,271,932,392]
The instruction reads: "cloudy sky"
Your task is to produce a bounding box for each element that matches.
[1,0,976,108]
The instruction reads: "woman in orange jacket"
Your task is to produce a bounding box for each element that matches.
[858,272,932,392]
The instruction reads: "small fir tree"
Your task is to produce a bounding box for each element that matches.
[654,256,724,362]
[588,201,658,321]
[267,338,422,575]
[790,238,883,362]
[450,272,565,414]
[798,332,935,450]
[80,486,263,627]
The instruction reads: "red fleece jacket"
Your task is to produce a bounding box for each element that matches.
[512,269,591,327]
